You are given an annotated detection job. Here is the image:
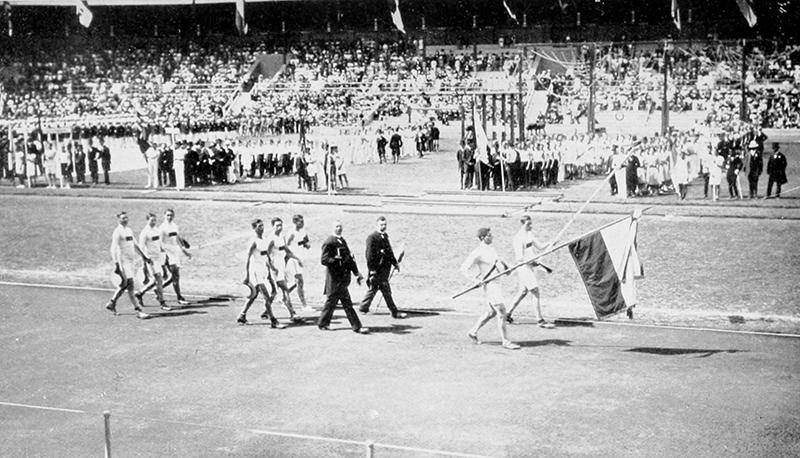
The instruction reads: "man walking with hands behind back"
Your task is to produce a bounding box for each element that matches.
[359,216,406,319]
[318,221,370,334]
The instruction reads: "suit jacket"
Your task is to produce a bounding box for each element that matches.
[767,153,788,184]
[321,235,360,295]
[365,231,397,274]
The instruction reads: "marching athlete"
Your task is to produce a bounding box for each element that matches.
[237,219,285,328]
[286,214,311,312]
[135,213,170,311]
[267,217,304,323]
[105,212,151,320]
[506,215,554,328]
[460,228,520,350]
[160,208,191,304]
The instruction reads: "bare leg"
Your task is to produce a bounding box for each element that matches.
[507,288,528,319]
[469,305,497,339]
[294,274,307,308]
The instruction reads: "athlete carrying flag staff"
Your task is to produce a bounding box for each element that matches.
[460,227,520,350]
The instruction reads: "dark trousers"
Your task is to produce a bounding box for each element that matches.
[89,166,99,184]
[727,175,739,197]
[102,165,110,184]
[359,272,399,316]
[701,173,710,198]
[748,176,759,198]
[767,177,782,197]
[318,288,362,331]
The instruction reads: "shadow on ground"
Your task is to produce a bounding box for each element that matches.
[625,347,744,357]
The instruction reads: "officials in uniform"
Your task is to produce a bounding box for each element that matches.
[358,216,406,319]
[317,221,370,334]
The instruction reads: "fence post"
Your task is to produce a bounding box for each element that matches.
[365,440,374,458]
[103,411,112,458]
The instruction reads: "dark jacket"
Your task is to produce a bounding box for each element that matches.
[321,235,360,295]
[767,152,788,185]
[365,231,397,274]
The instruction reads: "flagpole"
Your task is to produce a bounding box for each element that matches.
[452,213,642,300]
[545,139,643,249]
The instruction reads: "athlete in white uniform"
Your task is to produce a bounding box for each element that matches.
[105,212,151,319]
[237,219,285,328]
[460,227,519,350]
[506,215,554,328]
[285,214,311,311]
[160,209,191,304]
[267,217,304,323]
[135,213,170,311]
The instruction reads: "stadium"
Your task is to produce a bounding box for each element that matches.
[1,0,799,456]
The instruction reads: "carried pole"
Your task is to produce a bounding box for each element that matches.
[103,411,112,458]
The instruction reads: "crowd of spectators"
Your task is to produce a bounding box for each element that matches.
[536,42,800,129]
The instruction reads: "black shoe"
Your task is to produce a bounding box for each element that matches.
[237,315,247,325]
[358,307,369,314]
[318,326,331,331]
[260,312,271,320]
[505,315,514,324]
[626,307,634,319]
[393,312,408,319]
[105,302,116,315]
[160,303,172,311]
[271,320,287,329]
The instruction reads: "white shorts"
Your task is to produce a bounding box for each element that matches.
[118,259,136,280]
[272,258,287,283]
[286,257,303,277]
[164,247,182,267]
[249,262,270,286]
[517,266,539,291]
[143,255,166,279]
[484,282,505,305]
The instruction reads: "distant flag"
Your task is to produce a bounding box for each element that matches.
[568,213,644,319]
[235,0,248,35]
[735,0,757,27]
[75,0,92,28]
[388,0,406,34]
[471,104,490,164]
[503,0,519,23]
[557,0,568,13]
[671,0,681,30]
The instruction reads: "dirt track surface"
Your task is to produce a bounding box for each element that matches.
[1,284,799,457]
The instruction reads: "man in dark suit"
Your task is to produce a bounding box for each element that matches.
[358,216,406,318]
[376,131,388,164]
[389,129,403,164]
[88,139,100,185]
[766,143,788,199]
[745,140,763,199]
[318,221,370,334]
[99,137,111,185]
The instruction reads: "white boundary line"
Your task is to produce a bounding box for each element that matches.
[2,280,800,339]
[0,401,493,458]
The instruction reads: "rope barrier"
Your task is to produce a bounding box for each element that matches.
[0,401,495,458]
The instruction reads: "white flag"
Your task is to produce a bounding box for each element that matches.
[503,0,518,23]
[75,0,92,28]
[389,0,406,34]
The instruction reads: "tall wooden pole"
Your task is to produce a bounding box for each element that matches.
[661,41,670,135]
[740,39,748,122]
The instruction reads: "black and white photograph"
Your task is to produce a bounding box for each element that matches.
[1,0,799,456]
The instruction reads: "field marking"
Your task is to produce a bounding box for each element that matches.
[2,280,800,339]
[0,401,494,458]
